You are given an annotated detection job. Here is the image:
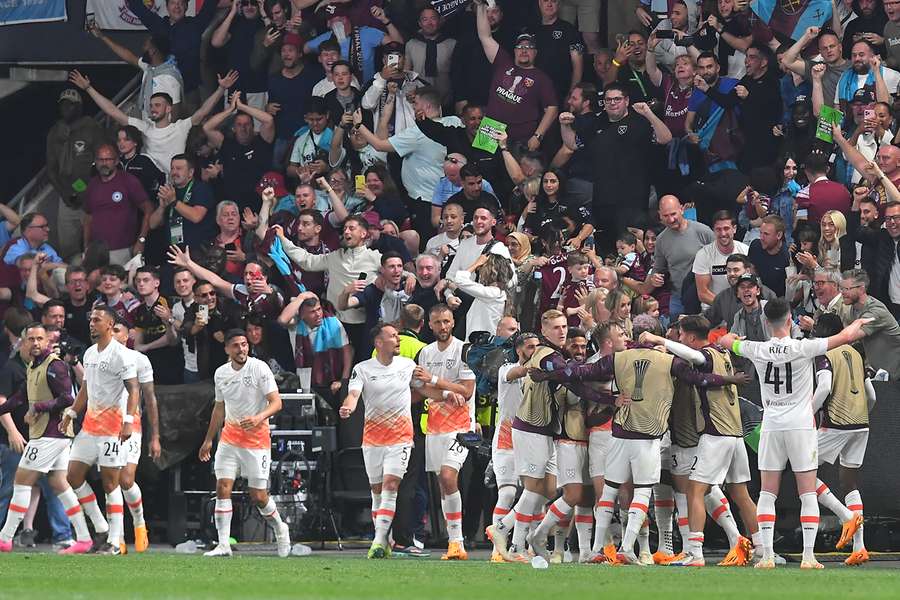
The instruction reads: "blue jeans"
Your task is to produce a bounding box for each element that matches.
[668,293,685,323]
[0,444,73,542]
[183,369,202,384]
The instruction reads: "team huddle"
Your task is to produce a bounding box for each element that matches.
[348,300,874,568]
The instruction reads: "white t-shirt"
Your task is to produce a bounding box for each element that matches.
[495,362,523,450]
[348,356,416,447]
[425,232,461,256]
[172,300,197,372]
[214,357,278,449]
[692,240,749,304]
[122,348,154,432]
[127,117,193,176]
[446,236,512,280]
[137,59,183,118]
[417,337,476,434]
[82,340,138,437]
[388,115,463,202]
[734,337,828,431]
[312,75,361,98]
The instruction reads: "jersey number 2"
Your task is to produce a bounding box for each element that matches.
[764,362,793,395]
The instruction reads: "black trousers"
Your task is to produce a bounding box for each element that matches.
[392,428,426,547]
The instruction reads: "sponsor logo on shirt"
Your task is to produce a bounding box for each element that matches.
[617,125,628,135]
[552,29,562,40]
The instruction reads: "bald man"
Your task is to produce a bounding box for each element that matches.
[622,196,713,319]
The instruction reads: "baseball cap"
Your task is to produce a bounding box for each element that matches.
[736,273,759,287]
[282,33,303,51]
[851,88,875,104]
[58,89,82,104]
[515,33,537,47]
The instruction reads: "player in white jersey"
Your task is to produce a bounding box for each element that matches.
[719,299,870,569]
[487,333,539,562]
[0,324,94,554]
[411,305,476,561]
[340,323,417,559]
[200,329,290,558]
[111,319,160,554]
[60,306,140,555]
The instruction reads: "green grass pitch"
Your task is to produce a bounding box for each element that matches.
[0,554,899,599]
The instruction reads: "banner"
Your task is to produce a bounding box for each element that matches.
[86,0,199,31]
[430,0,473,18]
[750,0,832,41]
[0,0,66,26]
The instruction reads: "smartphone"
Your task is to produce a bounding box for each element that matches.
[656,29,676,39]
[198,304,209,321]
[355,175,366,193]
[357,272,367,281]
[387,54,400,69]
[864,106,876,123]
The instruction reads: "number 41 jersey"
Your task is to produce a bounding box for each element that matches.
[733,337,828,432]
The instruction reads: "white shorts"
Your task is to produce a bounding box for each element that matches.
[69,431,127,468]
[556,440,589,487]
[19,437,70,474]
[363,444,412,484]
[588,428,612,478]
[605,437,662,486]
[818,428,869,469]
[660,431,673,471]
[511,429,554,479]
[492,448,518,487]
[670,444,698,478]
[126,432,142,465]
[690,435,751,485]
[214,442,270,489]
[425,432,468,474]
[758,429,818,473]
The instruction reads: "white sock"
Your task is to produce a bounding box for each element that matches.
[705,486,740,548]
[258,497,285,528]
[371,491,381,529]
[756,491,777,559]
[493,486,517,529]
[553,520,569,554]
[621,487,651,554]
[75,482,108,534]
[535,497,572,540]
[638,516,650,555]
[105,487,124,546]
[214,499,233,547]
[510,490,541,550]
[799,492,819,562]
[592,487,617,553]
[57,487,91,542]
[674,491,689,551]
[814,479,853,521]
[374,490,396,546]
[574,506,593,557]
[751,530,763,556]
[122,484,145,528]
[687,531,705,559]
[441,491,463,543]
[845,490,864,552]
[0,484,30,542]
[653,484,675,555]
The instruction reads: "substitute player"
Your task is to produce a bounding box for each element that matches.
[411,305,476,561]
[641,318,759,567]
[111,319,160,554]
[0,323,93,554]
[61,306,140,555]
[199,329,290,558]
[810,314,873,566]
[487,332,539,562]
[340,323,417,559]
[719,299,870,569]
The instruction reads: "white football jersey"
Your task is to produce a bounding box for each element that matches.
[735,337,828,431]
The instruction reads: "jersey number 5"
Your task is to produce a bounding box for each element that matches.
[764,362,793,395]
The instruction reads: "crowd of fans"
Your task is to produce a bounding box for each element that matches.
[4,0,900,549]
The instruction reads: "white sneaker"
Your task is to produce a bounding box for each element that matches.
[275,522,291,558]
[526,531,550,561]
[203,544,233,557]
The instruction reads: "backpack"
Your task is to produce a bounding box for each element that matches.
[463,333,516,396]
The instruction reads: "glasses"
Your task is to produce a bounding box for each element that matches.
[884,214,900,223]
[840,285,863,293]
[514,45,536,50]
[198,291,216,298]
[444,156,463,164]
[604,97,626,104]
[28,223,50,230]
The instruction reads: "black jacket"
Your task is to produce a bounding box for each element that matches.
[853,220,897,304]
